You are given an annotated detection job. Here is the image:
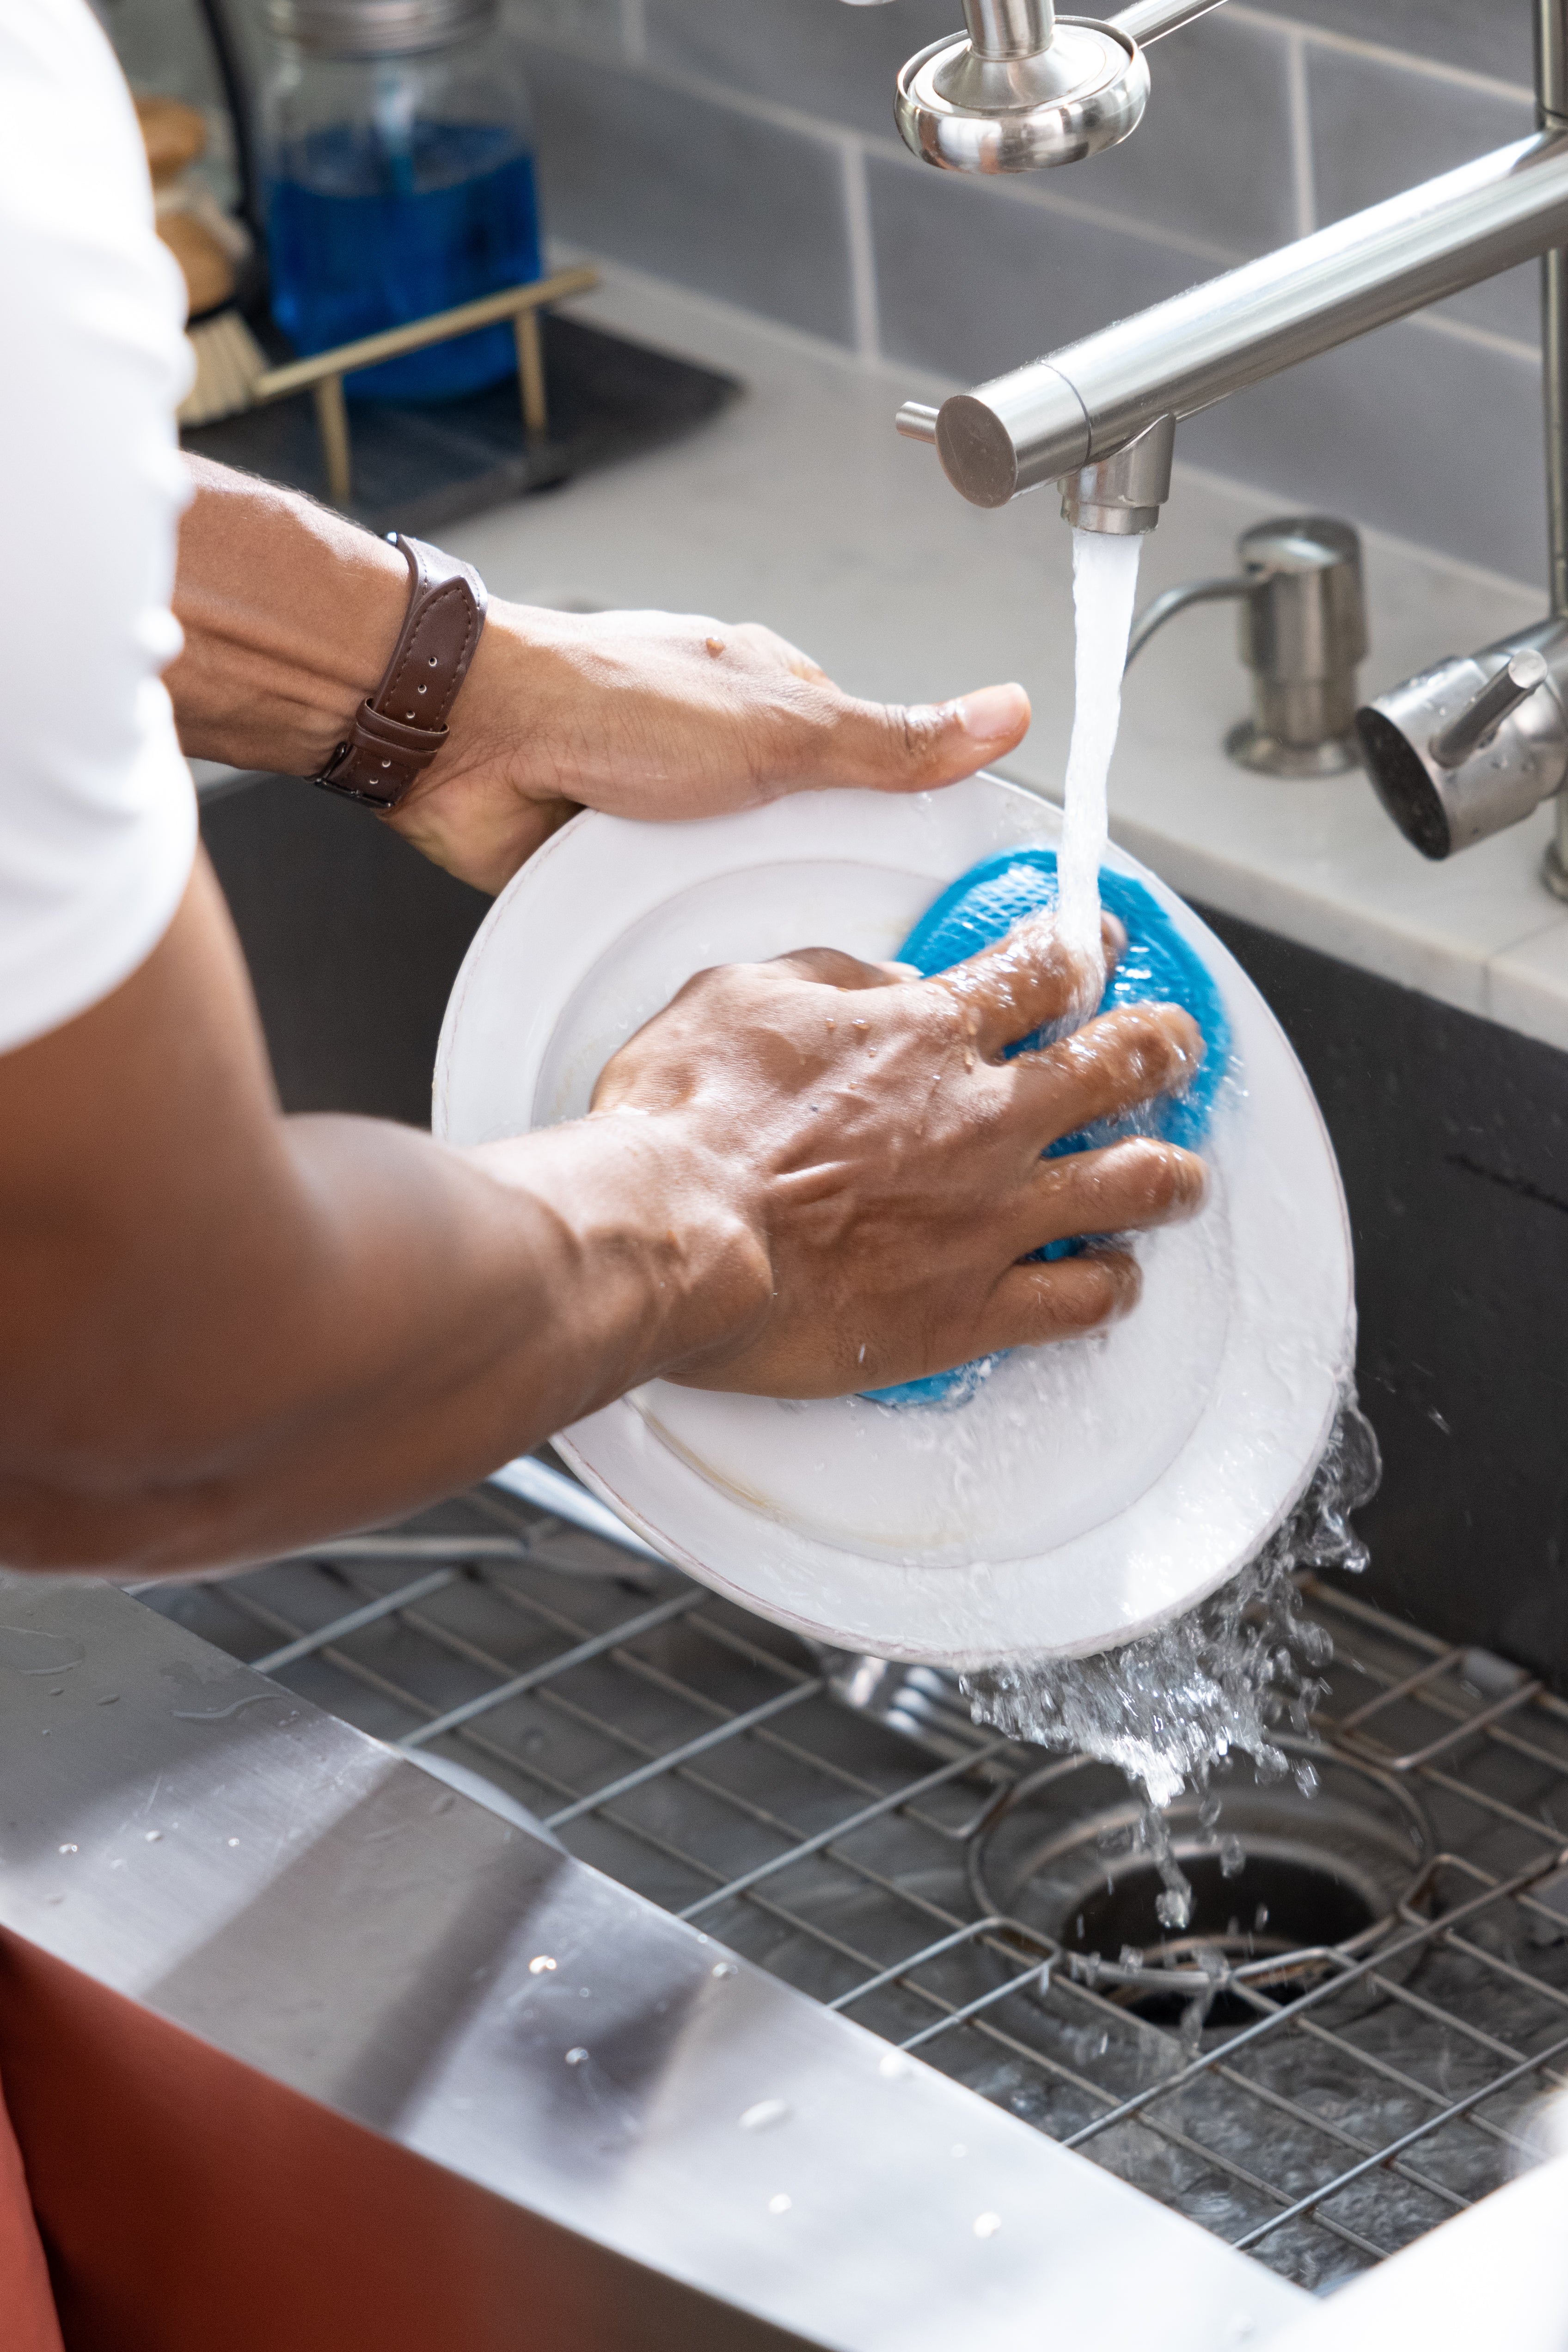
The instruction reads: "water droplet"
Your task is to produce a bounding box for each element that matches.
[529,1955,557,1975]
[740,2099,790,2132]
[57,1844,77,1856]
[97,1693,120,1706]
[580,1986,591,1997]
[0,1627,86,1677]
[565,2046,588,2066]
[227,1838,240,1849]
[144,1830,162,1844]
[1219,1835,1245,1879]
[767,2193,792,2216]
[711,1961,737,1979]
[973,2212,1002,2239]
[878,2051,908,2080]
[172,1692,279,1723]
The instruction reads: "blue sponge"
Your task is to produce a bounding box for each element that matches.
[864,847,1231,1409]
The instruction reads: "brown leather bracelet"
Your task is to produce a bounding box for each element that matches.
[313,533,489,810]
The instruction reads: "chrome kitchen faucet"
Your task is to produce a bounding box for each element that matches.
[880,0,1568,892]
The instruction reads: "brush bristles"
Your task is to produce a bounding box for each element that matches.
[178,311,270,428]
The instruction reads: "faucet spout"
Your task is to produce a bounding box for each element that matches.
[923,131,1568,505]
[1059,411,1175,533]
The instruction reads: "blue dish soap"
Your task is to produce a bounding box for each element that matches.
[260,5,544,403]
[865,847,1232,1409]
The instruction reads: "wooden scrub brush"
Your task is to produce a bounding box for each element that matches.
[136,95,270,427]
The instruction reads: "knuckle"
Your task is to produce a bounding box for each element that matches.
[1082,1251,1141,1324]
[894,701,945,773]
[1127,1136,1187,1212]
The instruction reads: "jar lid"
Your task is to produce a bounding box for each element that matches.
[265,0,497,55]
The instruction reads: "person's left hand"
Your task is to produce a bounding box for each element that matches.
[384,602,1031,894]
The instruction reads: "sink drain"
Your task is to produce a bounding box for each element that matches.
[1063,1847,1382,2022]
[968,1737,1434,2021]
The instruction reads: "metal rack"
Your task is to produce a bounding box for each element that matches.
[136,1482,1568,2294]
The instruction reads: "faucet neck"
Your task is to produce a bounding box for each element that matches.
[1539,0,1568,126]
[1539,4,1568,628]
[962,0,1054,60]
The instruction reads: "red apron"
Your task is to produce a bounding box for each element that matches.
[0,2071,64,2352]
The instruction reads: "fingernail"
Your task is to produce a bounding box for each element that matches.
[953,683,1029,742]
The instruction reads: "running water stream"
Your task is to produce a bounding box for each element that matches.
[959,526,1381,1935]
[1053,528,1145,992]
[962,1397,1382,1929]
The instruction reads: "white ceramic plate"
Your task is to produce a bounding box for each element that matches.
[434,776,1354,1668]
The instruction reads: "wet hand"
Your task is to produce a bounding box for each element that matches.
[589,914,1208,1399]
[385,604,1031,894]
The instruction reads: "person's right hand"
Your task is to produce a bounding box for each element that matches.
[588,914,1208,1399]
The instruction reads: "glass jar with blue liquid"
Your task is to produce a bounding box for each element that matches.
[261,0,543,401]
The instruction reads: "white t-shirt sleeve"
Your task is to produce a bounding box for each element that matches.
[0,0,200,1057]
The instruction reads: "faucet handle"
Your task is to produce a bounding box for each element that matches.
[1109,0,1226,42]
[1429,647,1549,770]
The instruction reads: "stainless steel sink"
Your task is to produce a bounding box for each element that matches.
[129,1473,1568,2300]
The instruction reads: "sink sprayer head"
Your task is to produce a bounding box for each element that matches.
[1356,624,1568,861]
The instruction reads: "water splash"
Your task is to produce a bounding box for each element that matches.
[962,1392,1381,1927]
[1055,528,1144,984]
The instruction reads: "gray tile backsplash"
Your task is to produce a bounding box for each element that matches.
[1308,43,1537,344]
[869,156,1204,384]
[508,0,623,48]
[1243,0,1533,89]
[1063,11,1301,260]
[496,0,1547,582]
[642,0,956,142]
[520,43,858,348]
[1180,314,1546,586]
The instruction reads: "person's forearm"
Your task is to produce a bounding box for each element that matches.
[0,864,758,1574]
[1,1121,746,1576]
[167,456,409,776]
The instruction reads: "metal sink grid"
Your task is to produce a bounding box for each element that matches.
[134,1477,1568,2295]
